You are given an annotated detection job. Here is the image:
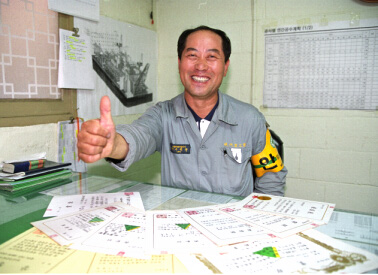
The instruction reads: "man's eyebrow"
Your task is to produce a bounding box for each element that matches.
[185,48,221,55]
[207,49,221,55]
[185,47,198,52]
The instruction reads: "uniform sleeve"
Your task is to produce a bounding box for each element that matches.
[254,167,287,196]
[107,104,163,172]
[251,114,288,196]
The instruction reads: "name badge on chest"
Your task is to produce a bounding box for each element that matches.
[170,143,191,154]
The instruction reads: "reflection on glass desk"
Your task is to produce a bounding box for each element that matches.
[0,173,377,273]
[0,173,242,245]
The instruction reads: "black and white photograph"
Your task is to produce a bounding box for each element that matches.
[75,16,157,119]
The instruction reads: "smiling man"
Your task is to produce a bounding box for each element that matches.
[77,25,287,197]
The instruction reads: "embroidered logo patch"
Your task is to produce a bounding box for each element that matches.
[170,143,191,154]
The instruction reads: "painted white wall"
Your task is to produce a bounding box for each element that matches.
[1,0,377,214]
[0,124,58,162]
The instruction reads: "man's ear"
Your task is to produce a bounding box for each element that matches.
[224,59,230,77]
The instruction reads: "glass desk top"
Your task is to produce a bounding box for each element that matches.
[0,173,377,273]
[0,173,244,244]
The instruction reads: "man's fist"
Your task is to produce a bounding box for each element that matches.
[77,96,115,163]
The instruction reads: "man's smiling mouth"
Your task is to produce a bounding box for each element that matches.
[192,76,209,83]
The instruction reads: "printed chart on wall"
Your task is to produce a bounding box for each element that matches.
[74,16,157,119]
[263,19,378,110]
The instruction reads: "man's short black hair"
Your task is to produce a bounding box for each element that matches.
[177,25,231,63]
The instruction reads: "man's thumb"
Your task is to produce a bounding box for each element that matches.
[100,96,113,128]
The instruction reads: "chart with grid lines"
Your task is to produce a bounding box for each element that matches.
[263,26,378,110]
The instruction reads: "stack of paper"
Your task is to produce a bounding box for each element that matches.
[29,192,378,274]
[0,159,72,192]
[0,169,72,192]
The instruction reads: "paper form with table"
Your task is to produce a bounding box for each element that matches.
[43,192,144,217]
[263,20,378,110]
[3,190,378,273]
[209,193,335,238]
[176,193,335,244]
[32,202,136,246]
[70,207,149,259]
[34,193,334,250]
[179,229,378,274]
[0,227,186,273]
[238,193,335,224]
[177,205,271,246]
[146,210,218,254]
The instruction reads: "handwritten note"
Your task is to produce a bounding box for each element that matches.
[58,29,94,89]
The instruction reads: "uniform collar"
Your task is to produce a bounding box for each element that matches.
[186,98,218,122]
[173,92,238,126]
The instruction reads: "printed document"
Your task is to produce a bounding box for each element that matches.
[43,192,144,217]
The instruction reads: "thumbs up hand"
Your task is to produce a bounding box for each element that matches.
[99,95,114,136]
[77,96,117,163]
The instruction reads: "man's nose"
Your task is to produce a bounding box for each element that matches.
[195,57,208,70]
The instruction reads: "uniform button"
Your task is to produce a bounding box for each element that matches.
[201,171,207,176]
[200,145,206,150]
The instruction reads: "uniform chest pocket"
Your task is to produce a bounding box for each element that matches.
[221,147,251,164]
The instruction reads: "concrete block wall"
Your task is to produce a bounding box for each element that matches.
[156,0,378,214]
[252,0,378,213]
[156,0,253,103]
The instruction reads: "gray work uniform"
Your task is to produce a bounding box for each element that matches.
[110,92,287,197]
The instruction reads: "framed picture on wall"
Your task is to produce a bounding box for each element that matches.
[74,16,157,120]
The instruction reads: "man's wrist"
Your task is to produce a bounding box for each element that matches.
[108,133,129,160]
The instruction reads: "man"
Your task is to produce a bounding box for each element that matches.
[77,25,287,197]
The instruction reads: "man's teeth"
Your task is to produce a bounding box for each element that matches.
[192,76,209,83]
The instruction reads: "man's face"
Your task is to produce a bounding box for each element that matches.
[178,30,230,101]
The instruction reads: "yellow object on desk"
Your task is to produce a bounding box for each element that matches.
[0,227,188,274]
